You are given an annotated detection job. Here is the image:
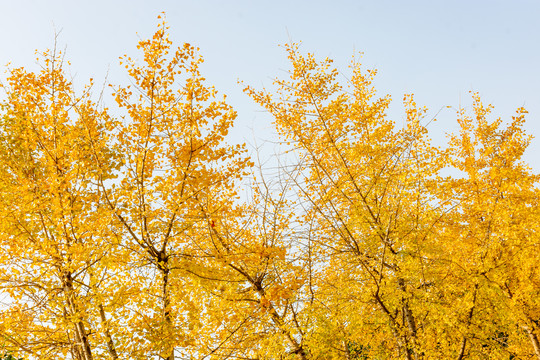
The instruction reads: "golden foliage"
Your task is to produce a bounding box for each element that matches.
[0,16,539,360]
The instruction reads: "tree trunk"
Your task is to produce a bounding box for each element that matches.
[161,254,174,360]
[398,278,419,360]
[256,289,307,360]
[75,320,94,360]
[343,340,352,360]
[456,337,467,360]
[63,272,94,360]
[525,325,540,360]
[457,286,477,360]
[99,304,119,359]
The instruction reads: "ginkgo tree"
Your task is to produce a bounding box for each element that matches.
[245,44,540,359]
[0,16,539,360]
[89,19,252,360]
[439,96,540,359]
[245,44,452,359]
[0,18,252,360]
[0,45,121,360]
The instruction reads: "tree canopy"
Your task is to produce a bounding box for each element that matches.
[1,17,539,360]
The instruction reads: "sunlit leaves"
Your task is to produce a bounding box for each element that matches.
[0,17,539,360]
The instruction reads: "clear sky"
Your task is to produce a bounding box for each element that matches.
[1,0,539,167]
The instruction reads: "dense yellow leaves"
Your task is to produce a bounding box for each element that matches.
[245,44,540,359]
[0,46,120,360]
[1,17,539,360]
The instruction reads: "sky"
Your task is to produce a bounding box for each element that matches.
[1,0,539,168]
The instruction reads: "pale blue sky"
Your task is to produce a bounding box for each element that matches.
[1,0,539,167]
